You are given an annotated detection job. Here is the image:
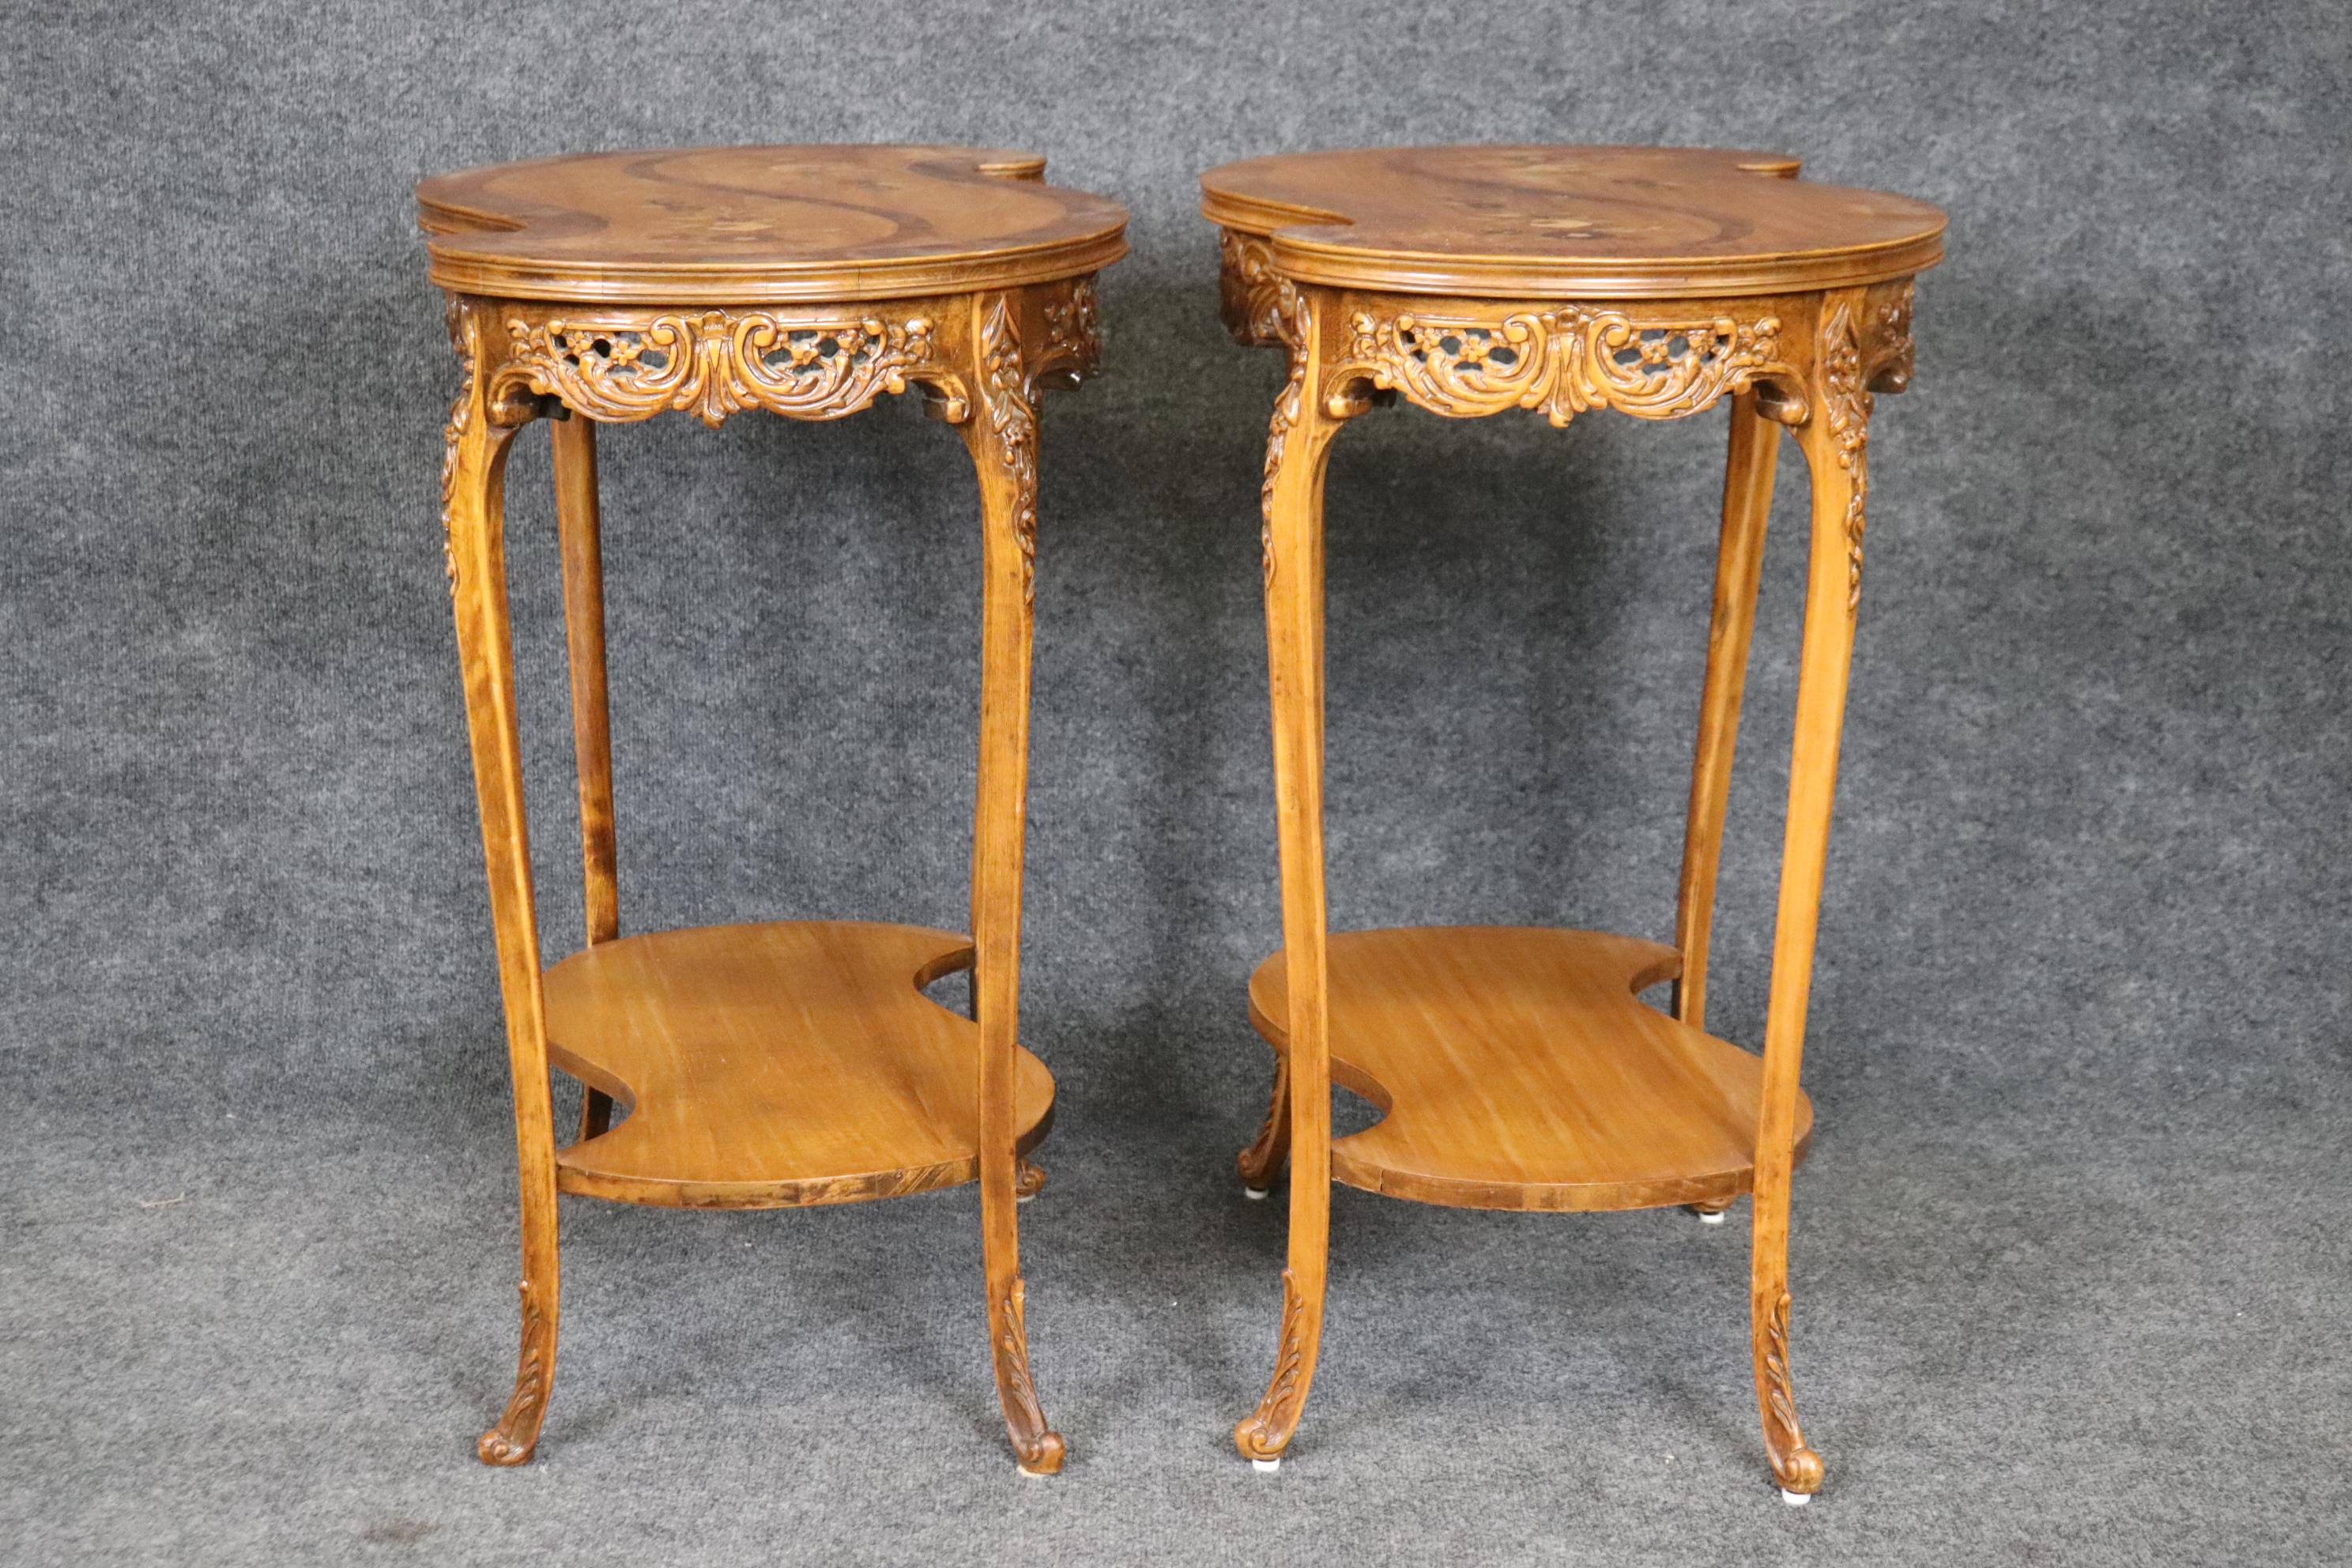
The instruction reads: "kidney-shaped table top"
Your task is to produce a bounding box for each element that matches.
[1200,145,1945,299]
[419,144,1129,304]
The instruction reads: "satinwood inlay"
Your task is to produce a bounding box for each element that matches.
[420,145,1127,303]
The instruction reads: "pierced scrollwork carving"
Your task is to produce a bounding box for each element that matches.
[1332,304,1793,428]
[439,299,477,595]
[975,295,1042,604]
[496,309,936,428]
[1234,1266,1313,1461]
[1819,297,1873,613]
[1219,230,1287,348]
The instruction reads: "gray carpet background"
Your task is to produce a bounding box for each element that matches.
[6,2,2349,1563]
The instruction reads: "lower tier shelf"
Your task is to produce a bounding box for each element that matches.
[1248,926,1811,1212]
[544,920,1055,1209]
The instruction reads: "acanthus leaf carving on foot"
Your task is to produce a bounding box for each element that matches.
[993,1275,1066,1474]
[1760,1289,1824,1494]
[477,1280,551,1466]
[1234,1267,1314,1462]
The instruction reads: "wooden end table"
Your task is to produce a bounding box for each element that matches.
[1202,145,1944,1499]
[419,145,1125,1475]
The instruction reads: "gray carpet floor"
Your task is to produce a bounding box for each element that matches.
[9,0,2350,1562]
[9,1069,2347,1566]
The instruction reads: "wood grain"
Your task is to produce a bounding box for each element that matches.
[420,145,1127,303]
[543,922,1055,1208]
[1247,927,1813,1211]
[1200,145,1943,298]
[959,285,1066,1472]
[1673,389,1777,1035]
[439,303,557,1467]
[1235,296,1341,1464]
[552,413,618,1144]
[1208,145,1936,1494]
[429,145,1118,1474]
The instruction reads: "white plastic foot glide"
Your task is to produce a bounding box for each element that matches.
[1252,1457,1282,1473]
[1781,1489,1811,1507]
[1019,1464,1051,1479]
[1698,1208,1728,1226]
[1243,1187,1271,1201]
[1017,1191,1037,1204]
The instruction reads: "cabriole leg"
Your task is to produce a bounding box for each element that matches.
[963,293,1065,1476]
[1748,292,1875,1501]
[1236,290,1344,1469]
[443,300,561,1467]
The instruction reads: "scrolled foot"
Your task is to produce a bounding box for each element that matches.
[1756,1290,1825,1500]
[990,1276,1066,1476]
[1015,1431,1068,1476]
[1233,1268,1317,1466]
[1773,1446,1825,1498]
[476,1280,552,1468]
[477,1425,537,1467]
[1016,1158,1047,1204]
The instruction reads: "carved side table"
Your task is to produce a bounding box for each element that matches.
[1204,145,1943,1499]
[418,146,1124,1475]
